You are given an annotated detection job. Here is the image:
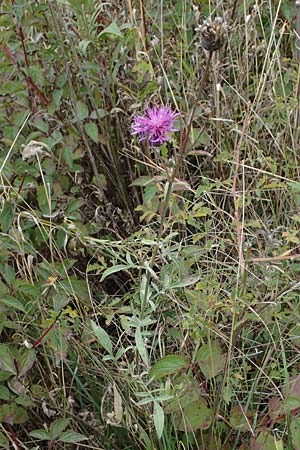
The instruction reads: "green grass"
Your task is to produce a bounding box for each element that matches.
[0,0,300,449]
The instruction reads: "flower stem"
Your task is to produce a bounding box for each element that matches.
[140,51,213,320]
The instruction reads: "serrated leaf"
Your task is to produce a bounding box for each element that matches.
[0,296,25,312]
[91,320,113,355]
[84,122,98,144]
[149,355,188,380]
[29,429,51,441]
[59,431,88,443]
[1,201,14,233]
[153,402,164,439]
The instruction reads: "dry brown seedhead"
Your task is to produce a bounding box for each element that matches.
[196,16,227,52]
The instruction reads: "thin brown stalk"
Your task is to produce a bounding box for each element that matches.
[232,102,251,276]
[139,0,148,52]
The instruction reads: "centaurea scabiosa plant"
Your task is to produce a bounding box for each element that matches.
[133,43,214,319]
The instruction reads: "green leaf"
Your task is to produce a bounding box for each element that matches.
[0,296,25,313]
[84,122,99,144]
[29,429,51,441]
[78,39,92,56]
[291,416,300,450]
[230,405,252,432]
[59,431,88,443]
[196,342,226,380]
[149,355,188,380]
[50,418,70,440]
[91,320,113,355]
[61,277,91,306]
[15,396,35,407]
[0,345,17,374]
[33,117,49,133]
[0,371,13,382]
[18,349,36,377]
[0,386,10,401]
[100,264,134,282]
[0,403,29,424]
[0,281,9,297]
[0,431,9,449]
[153,402,164,439]
[250,432,283,450]
[135,328,149,367]
[76,101,89,120]
[132,176,153,187]
[1,202,14,233]
[174,397,212,432]
[171,275,201,289]
[98,21,123,39]
[48,89,63,114]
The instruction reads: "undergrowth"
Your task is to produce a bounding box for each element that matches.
[0,0,300,449]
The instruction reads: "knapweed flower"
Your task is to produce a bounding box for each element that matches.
[132,105,179,145]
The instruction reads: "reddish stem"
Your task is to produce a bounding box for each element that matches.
[7,424,21,450]
[18,170,28,195]
[3,44,49,109]
[33,310,63,349]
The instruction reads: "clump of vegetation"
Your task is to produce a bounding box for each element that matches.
[0,1,300,449]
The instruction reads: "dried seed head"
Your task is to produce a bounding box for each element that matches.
[196,16,227,52]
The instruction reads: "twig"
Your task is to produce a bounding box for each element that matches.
[33,309,63,349]
[7,425,22,450]
[296,1,300,61]
[231,0,239,21]
[139,0,148,52]
[295,1,300,133]
[232,103,251,276]
[250,253,300,263]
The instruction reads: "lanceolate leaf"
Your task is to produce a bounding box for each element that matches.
[153,402,164,439]
[18,349,36,377]
[59,431,88,443]
[91,320,113,355]
[149,355,188,380]
[98,22,123,39]
[0,201,14,233]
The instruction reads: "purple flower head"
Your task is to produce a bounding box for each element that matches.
[132,105,179,145]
